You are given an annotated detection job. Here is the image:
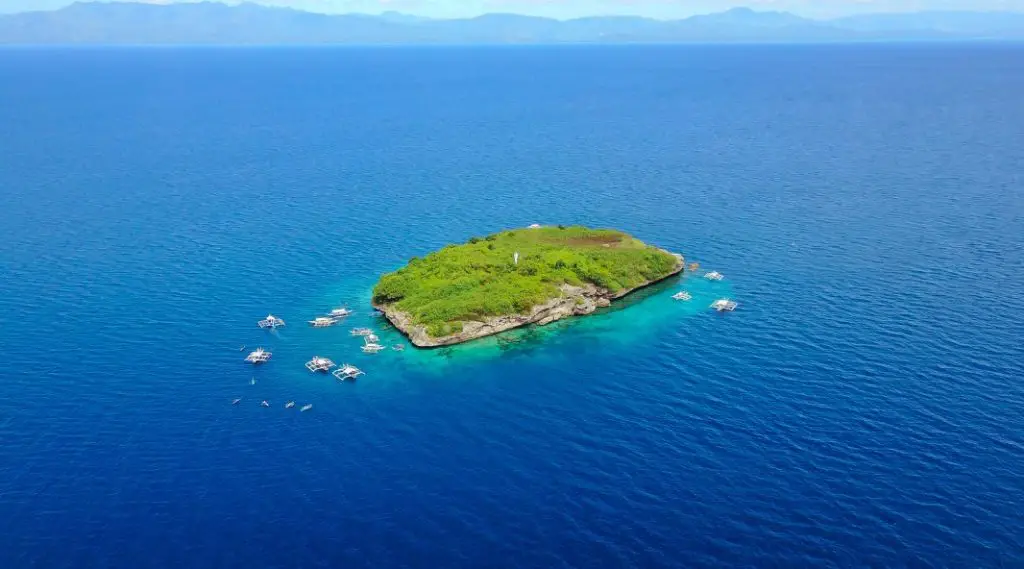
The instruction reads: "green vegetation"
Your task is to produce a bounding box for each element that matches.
[372,226,679,338]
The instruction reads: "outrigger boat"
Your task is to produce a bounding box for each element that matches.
[333,364,365,381]
[258,314,286,329]
[711,298,738,312]
[244,348,272,364]
[672,291,692,301]
[392,344,405,352]
[362,337,386,354]
[350,328,373,337]
[305,356,336,373]
[308,317,338,328]
[330,307,353,318]
[704,271,724,281]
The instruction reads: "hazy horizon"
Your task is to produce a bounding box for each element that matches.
[5,0,1024,19]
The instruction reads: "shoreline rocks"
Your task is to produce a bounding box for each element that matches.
[374,253,684,348]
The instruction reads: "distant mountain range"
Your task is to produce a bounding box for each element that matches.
[2,2,1024,44]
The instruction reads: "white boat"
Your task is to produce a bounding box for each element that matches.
[261,400,270,408]
[258,314,286,329]
[350,328,373,337]
[704,271,724,281]
[305,356,336,373]
[362,338,386,354]
[285,401,295,409]
[711,298,738,312]
[366,333,380,343]
[330,307,353,318]
[392,344,405,352]
[308,317,338,328]
[244,348,272,364]
[232,398,242,405]
[672,291,692,301]
[333,364,365,381]
[300,404,313,412]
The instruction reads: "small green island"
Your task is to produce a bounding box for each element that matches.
[372,225,685,347]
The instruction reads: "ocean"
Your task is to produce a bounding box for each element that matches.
[0,44,1022,568]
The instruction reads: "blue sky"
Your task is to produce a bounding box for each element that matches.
[4,0,1024,18]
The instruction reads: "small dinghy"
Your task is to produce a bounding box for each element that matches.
[285,401,295,409]
[261,400,270,408]
[232,398,242,405]
[300,404,313,412]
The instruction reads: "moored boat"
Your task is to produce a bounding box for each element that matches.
[244,348,272,364]
[258,314,286,329]
[711,298,738,312]
[305,356,336,373]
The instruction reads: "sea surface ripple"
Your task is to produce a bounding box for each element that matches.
[0,44,1022,568]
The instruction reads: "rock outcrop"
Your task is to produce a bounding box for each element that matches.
[375,253,684,348]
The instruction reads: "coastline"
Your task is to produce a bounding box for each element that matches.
[375,252,685,348]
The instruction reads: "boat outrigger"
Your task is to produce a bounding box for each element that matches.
[704,271,724,281]
[308,317,338,328]
[305,356,336,373]
[711,299,738,312]
[333,364,365,381]
[258,314,286,329]
[244,348,272,364]
[672,291,692,301]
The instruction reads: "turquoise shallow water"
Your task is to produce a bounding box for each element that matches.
[1,45,1023,568]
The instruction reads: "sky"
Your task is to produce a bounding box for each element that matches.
[3,0,1024,18]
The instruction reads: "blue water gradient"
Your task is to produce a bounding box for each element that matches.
[1,45,1022,568]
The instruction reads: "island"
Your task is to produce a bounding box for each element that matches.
[372,226,685,347]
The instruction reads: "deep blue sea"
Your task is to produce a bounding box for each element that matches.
[1,44,1023,568]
